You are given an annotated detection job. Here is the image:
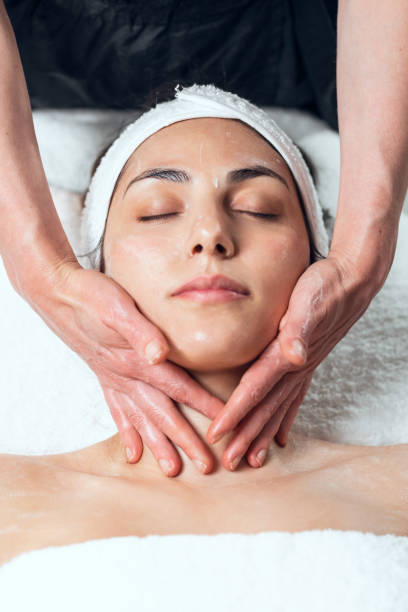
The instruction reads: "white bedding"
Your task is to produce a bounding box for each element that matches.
[1,531,408,612]
[0,106,407,610]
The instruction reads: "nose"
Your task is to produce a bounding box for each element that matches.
[187,212,236,259]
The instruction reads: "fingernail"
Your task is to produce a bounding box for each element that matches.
[210,431,224,444]
[144,339,165,365]
[229,455,242,471]
[292,339,307,363]
[193,459,207,474]
[256,449,267,467]
[159,459,173,475]
[126,447,134,462]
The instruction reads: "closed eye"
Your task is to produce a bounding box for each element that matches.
[236,210,278,219]
[138,212,179,222]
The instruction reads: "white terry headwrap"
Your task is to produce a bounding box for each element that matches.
[79,83,329,270]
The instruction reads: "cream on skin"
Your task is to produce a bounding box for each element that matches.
[101,117,311,478]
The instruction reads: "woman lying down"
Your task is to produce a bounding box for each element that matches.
[1,84,407,566]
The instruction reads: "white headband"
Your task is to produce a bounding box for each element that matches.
[79,83,329,269]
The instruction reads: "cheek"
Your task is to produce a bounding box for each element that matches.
[245,229,309,325]
[105,233,180,308]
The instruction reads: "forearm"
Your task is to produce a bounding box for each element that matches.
[0,1,77,302]
[332,0,408,288]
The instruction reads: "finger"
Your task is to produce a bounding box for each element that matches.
[275,379,311,447]
[125,381,214,475]
[103,286,170,365]
[279,335,308,368]
[207,341,291,444]
[103,387,143,463]
[277,272,327,367]
[220,375,299,471]
[131,414,183,478]
[278,309,308,367]
[245,382,303,467]
[274,403,300,449]
[133,360,224,421]
[116,389,183,477]
[104,386,181,476]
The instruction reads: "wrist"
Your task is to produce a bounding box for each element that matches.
[329,208,399,297]
[2,223,79,307]
[338,157,407,221]
[24,254,80,311]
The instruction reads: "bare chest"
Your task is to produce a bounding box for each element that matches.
[1,460,407,566]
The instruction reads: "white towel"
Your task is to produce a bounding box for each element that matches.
[0,531,407,612]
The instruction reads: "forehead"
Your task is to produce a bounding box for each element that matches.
[119,117,290,180]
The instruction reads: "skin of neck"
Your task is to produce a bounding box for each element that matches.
[96,363,300,487]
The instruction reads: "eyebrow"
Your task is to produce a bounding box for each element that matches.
[123,164,289,196]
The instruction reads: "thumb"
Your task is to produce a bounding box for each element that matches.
[109,295,170,365]
[276,268,321,367]
[279,332,308,367]
[278,309,309,368]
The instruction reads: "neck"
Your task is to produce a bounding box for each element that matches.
[71,364,300,485]
[190,365,247,403]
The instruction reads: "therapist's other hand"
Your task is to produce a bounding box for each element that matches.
[36,262,222,477]
[206,254,377,470]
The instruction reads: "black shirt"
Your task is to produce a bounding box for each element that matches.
[5,0,338,129]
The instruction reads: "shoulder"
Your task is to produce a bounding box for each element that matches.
[351,444,408,510]
[363,443,408,471]
[0,453,79,566]
[370,444,408,483]
[0,454,57,528]
[0,454,45,566]
[0,453,72,529]
[0,453,35,489]
[0,453,54,492]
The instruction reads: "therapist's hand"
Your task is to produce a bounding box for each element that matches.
[206,252,381,471]
[33,261,223,477]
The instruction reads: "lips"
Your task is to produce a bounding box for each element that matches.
[171,274,250,296]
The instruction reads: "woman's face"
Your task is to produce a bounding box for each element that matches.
[103,117,310,372]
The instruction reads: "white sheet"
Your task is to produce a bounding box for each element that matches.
[1,531,408,612]
[1,107,407,610]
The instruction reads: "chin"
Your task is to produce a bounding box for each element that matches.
[167,337,269,372]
